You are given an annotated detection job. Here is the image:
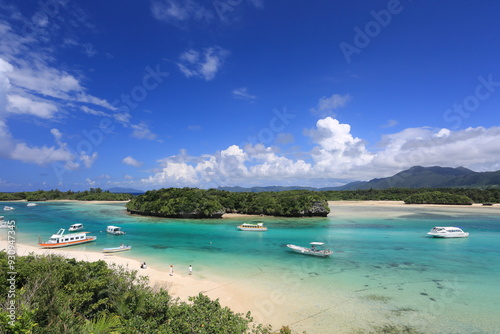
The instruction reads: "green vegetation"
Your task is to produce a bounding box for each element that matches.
[0,188,134,202]
[0,252,292,334]
[403,191,473,205]
[322,187,500,203]
[126,188,330,218]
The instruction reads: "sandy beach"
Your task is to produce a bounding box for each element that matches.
[4,241,259,319]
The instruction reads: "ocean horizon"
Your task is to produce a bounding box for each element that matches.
[2,201,500,333]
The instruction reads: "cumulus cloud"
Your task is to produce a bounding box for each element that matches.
[306,117,374,174]
[122,156,143,167]
[310,94,351,117]
[177,47,229,81]
[139,116,500,188]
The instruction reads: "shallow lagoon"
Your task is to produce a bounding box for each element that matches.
[3,201,500,333]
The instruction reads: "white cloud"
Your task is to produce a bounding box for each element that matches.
[372,126,500,172]
[310,93,351,117]
[232,87,256,101]
[139,115,500,188]
[123,156,143,167]
[306,117,374,174]
[9,142,74,166]
[0,18,119,171]
[151,0,213,24]
[131,122,157,140]
[7,94,58,118]
[80,152,98,168]
[177,47,229,81]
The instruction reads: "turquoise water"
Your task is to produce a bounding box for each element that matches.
[2,201,500,333]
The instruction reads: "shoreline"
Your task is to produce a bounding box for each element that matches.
[2,240,282,329]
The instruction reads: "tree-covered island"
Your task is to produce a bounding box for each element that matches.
[126,188,330,218]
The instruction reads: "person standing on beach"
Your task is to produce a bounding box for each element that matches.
[169,265,173,276]
[188,265,192,275]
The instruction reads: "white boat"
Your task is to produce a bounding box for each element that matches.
[39,229,97,248]
[68,223,84,232]
[237,222,268,231]
[102,244,132,253]
[106,225,126,235]
[3,206,15,211]
[27,203,37,207]
[427,226,469,238]
[286,242,333,257]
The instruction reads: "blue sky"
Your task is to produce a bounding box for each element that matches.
[1,0,500,191]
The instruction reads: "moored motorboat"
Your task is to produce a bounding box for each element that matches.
[38,228,97,248]
[237,222,268,231]
[102,244,132,253]
[3,206,15,211]
[69,223,84,232]
[27,203,37,207]
[106,225,126,235]
[427,226,469,238]
[286,242,333,257]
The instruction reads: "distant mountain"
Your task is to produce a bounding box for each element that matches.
[218,166,500,192]
[336,166,500,190]
[106,187,145,194]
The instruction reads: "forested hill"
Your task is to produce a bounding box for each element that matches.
[337,166,500,190]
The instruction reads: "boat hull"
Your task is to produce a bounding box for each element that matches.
[39,236,97,248]
[102,246,131,253]
[286,244,333,257]
[237,227,268,231]
[427,233,469,238]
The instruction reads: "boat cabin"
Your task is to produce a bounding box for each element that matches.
[47,229,87,244]
[106,225,126,235]
[69,223,84,232]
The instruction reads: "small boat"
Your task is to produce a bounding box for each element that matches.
[427,226,469,238]
[3,206,15,211]
[27,203,37,207]
[38,228,97,248]
[102,244,132,253]
[237,222,268,231]
[286,242,333,257]
[106,225,126,235]
[69,223,84,232]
